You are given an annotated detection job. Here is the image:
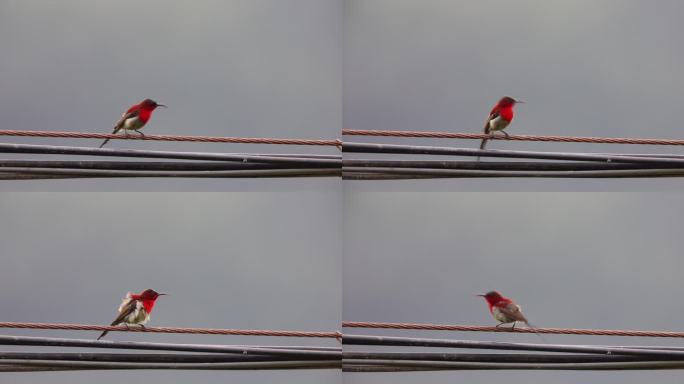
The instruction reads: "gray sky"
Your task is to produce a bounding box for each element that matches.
[344,0,684,191]
[0,193,341,383]
[0,0,341,191]
[344,193,684,383]
[3,0,684,382]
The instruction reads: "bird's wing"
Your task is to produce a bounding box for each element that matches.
[117,292,133,312]
[483,110,500,134]
[110,294,138,326]
[111,108,140,134]
[497,303,528,323]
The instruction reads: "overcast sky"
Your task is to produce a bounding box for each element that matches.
[344,0,684,191]
[3,0,684,382]
[344,193,684,383]
[0,193,341,383]
[0,0,341,191]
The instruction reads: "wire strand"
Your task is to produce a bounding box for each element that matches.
[342,129,684,146]
[0,130,341,146]
[342,321,684,338]
[0,322,341,338]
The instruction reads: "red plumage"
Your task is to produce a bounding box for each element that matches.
[479,96,522,153]
[99,99,166,148]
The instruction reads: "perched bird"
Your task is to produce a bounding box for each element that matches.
[479,96,523,154]
[477,290,531,329]
[97,289,167,340]
[99,99,166,148]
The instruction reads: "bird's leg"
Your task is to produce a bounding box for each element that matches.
[134,130,145,137]
[495,322,504,328]
[138,324,146,330]
[124,324,131,330]
[501,131,510,139]
[511,322,517,330]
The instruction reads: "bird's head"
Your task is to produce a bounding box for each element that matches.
[477,290,504,305]
[498,96,523,108]
[139,289,167,301]
[140,99,167,110]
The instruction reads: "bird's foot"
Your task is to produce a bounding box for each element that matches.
[501,131,510,139]
[135,130,145,137]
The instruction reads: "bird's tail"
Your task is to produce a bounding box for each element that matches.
[477,128,489,161]
[96,330,108,340]
[99,127,120,148]
[524,321,547,343]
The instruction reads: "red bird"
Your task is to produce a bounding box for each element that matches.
[477,290,531,329]
[479,96,523,152]
[97,289,167,340]
[99,99,166,148]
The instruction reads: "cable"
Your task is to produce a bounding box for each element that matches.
[342,321,684,338]
[0,130,341,146]
[0,322,341,338]
[342,129,684,146]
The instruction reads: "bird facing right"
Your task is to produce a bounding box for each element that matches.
[97,289,167,340]
[479,96,523,153]
[99,99,166,148]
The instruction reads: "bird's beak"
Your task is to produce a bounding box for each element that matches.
[158,293,168,296]
[157,104,167,108]
[515,100,525,104]
[476,293,485,297]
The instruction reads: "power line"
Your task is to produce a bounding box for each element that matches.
[0,130,342,146]
[0,322,341,338]
[343,334,684,371]
[342,321,684,338]
[342,129,684,146]
[0,335,341,372]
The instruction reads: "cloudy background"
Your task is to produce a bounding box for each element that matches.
[344,193,684,383]
[0,193,341,383]
[344,0,684,191]
[0,0,340,191]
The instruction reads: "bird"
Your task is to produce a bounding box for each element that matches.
[477,290,532,329]
[97,289,167,340]
[478,96,523,156]
[99,99,166,148]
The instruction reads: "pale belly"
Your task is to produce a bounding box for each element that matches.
[123,306,151,325]
[122,116,145,131]
[488,116,510,132]
[492,307,515,324]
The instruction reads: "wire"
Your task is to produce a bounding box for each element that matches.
[342,129,684,146]
[0,322,341,338]
[0,130,342,146]
[342,321,684,338]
